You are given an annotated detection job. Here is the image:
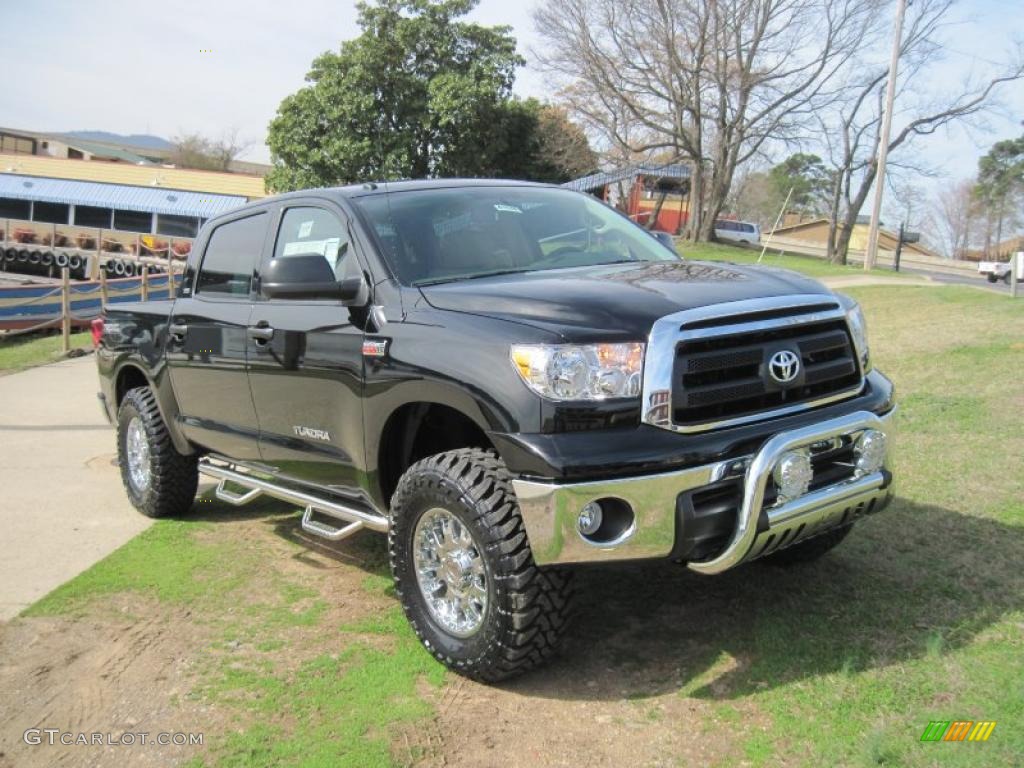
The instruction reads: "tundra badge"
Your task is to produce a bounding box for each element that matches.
[293,426,331,442]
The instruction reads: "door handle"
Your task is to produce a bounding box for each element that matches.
[168,322,188,341]
[247,325,275,343]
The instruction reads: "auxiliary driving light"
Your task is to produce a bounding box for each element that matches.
[578,501,603,536]
[773,450,813,503]
[854,429,887,475]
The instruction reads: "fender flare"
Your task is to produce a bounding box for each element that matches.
[112,360,195,456]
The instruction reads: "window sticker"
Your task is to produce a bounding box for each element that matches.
[494,204,522,214]
[298,220,314,238]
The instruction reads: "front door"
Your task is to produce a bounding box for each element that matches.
[165,210,269,460]
[247,203,368,503]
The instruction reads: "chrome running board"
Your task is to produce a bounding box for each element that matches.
[198,459,389,542]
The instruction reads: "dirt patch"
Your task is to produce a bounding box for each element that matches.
[0,511,394,768]
[0,597,213,768]
[401,676,740,768]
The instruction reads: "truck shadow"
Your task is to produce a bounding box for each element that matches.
[508,497,1024,701]
[182,490,1023,701]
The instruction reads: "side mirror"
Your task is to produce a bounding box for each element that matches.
[262,254,365,303]
[651,230,677,253]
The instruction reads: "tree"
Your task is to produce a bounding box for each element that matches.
[767,154,832,218]
[974,134,1024,252]
[931,180,981,259]
[818,0,1024,263]
[532,0,880,241]
[533,104,599,182]
[728,168,778,228]
[265,0,591,190]
[170,130,247,172]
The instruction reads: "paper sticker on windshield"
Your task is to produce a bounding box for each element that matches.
[298,220,314,238]
[494,204,522,214]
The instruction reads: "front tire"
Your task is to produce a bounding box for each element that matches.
[389,448,574,682]
[117,386,198,518]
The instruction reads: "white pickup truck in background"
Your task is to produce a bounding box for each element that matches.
[978,253,1024,284]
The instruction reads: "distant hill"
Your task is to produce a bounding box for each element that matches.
[63,131,174,151]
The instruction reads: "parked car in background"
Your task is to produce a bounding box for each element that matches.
[978,256,1022,284]
[714,219,761,244]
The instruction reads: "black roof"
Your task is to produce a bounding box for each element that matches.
[205,178,565,227]
[267,177,553,204]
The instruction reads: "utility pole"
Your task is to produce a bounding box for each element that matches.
[864,0,907,271]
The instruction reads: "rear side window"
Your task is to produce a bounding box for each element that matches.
[196,212,268,296]
[272,207,350,278]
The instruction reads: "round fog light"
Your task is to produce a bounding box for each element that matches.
[854,429,887,475]
[773,450,813,503]
[577,501,603,536]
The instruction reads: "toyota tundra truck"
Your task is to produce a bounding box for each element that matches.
[95,179,896,682]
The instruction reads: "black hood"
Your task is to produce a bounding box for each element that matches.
[418,260,834,341]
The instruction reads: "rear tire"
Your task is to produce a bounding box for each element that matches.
[987,274,998,283]
[389,448,574,682]
[761,523,853,566]
[117,386,198,518]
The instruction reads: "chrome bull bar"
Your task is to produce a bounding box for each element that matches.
[687,409,893,574]
[513,408,895,568]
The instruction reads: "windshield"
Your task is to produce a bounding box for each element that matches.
[352,186,680,285]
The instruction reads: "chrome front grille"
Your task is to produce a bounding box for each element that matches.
[672,318,860,426]
[642,295,865,433]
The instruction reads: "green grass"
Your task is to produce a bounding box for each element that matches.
[680,240,906,279]
[19,282,1024,766]
[0,330,91,372]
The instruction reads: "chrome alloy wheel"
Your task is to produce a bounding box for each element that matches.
[413,507,489,638]
[125,416,151,494]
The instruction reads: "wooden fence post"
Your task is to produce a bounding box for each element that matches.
[61,267,71,353]
[100,268,109,308]
[141,266,149,301]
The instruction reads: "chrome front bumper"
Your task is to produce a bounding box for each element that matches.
[512,408,896,570]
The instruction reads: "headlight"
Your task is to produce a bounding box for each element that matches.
[510,342,644,400]
[839,294,871,373]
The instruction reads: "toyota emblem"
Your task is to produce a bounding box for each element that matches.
[768,349,801,384]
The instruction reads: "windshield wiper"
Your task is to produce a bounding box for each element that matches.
[414,268,535,286]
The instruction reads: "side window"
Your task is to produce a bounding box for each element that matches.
[196,212,268,296]
[272,207,350,278]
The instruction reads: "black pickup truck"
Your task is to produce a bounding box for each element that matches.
[96,179,896,681]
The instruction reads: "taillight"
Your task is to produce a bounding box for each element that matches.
[91,317,105,348]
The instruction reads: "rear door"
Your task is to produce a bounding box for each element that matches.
[165,210,270,460]
[246,200,369,500]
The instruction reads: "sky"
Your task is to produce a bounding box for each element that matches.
[2,0,1021,222]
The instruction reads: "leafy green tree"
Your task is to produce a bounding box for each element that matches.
[974,135,1024,249]
[266,0,590,190]
[767,153,832,217]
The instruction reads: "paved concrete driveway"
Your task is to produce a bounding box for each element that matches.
[0,356,151,619]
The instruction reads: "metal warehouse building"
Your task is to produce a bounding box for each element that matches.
[0,153,266,280]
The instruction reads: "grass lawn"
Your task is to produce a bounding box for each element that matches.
[17,284,1024,767]
[680,239,907,279]
[0,330,91,372]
